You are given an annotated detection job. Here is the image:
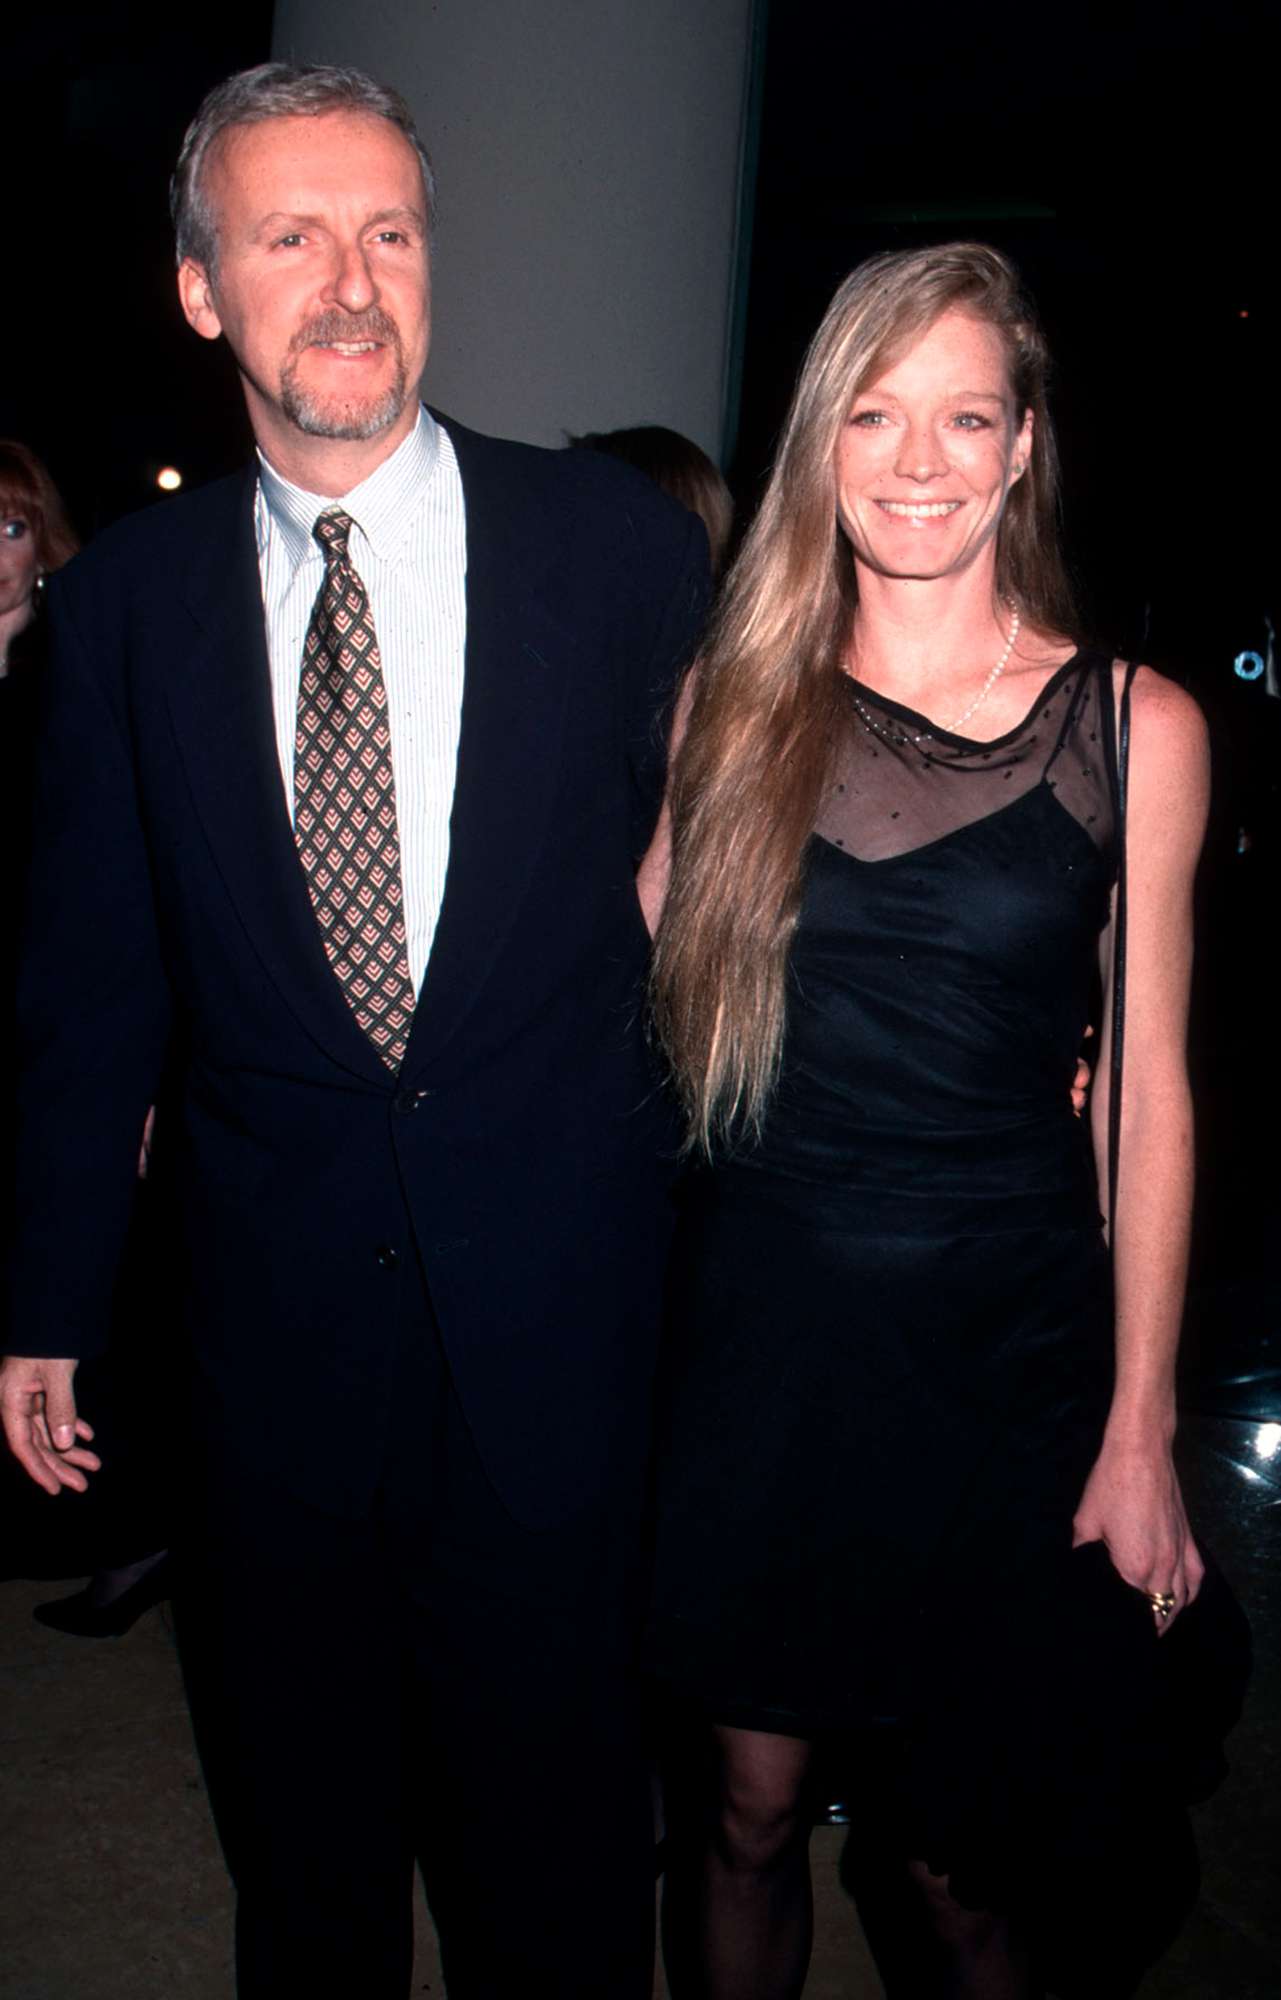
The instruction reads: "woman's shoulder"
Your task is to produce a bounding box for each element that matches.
[1116,662,1208,769]
[1116,665,1210,854]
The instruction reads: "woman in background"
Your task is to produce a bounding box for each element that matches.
[574,425,735,580]
[642,244,1219,1998]
[0,440,79,689]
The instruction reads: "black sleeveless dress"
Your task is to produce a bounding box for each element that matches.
[647,652,1217,1993]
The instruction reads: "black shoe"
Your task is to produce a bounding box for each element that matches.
[33,1556,172,1638]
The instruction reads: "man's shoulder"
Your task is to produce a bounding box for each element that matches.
[59,470,254,597]
[436,413,701,560]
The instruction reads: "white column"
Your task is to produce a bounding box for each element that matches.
[272,0,756,458]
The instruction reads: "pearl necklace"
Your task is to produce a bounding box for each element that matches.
[845,601,1021,744]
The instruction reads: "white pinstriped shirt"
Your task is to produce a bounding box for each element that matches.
[254,408,468,997]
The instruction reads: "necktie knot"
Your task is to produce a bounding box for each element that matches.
[314,510,355,564]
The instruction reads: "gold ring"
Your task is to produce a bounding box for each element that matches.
[1145,1590,1176,1618]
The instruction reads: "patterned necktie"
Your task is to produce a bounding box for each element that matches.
[294,509,416,1071]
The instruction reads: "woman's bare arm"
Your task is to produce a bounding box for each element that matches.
[1074,664,1210,1626]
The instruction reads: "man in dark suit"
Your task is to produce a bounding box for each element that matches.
[0,62,707,1998]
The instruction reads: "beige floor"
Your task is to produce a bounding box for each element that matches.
[0,1573,880,1999]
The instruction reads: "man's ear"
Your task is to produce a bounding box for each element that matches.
[178,259,224,343]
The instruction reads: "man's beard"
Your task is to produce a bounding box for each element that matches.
[279,309,410,441]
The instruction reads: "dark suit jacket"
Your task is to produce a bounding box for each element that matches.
[8,418,708,1527]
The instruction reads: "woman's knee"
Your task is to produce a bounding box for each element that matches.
[712,1757,811,1874]
[715,1792,807,1874]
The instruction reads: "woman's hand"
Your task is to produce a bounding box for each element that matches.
[1070,1025,1093,1117]
[1072,1435,1204,1633]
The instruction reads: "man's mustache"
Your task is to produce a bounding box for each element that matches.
[288,309,403,356]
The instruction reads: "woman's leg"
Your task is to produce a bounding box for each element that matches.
[902,1860,1039,1999]
[664,1723,817,2000]
[840,1744,1040,1992]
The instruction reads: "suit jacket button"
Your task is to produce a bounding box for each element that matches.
[393,1087,427,1114]
[375,1244,399,1269]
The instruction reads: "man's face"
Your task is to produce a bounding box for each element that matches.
[179,110,432,473]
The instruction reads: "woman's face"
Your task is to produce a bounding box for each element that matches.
[834,307,1032,585]
[0,509,39,619]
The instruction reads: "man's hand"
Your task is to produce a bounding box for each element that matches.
[0,1356,100,1495]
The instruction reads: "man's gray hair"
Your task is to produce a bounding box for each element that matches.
[170,61,437,274]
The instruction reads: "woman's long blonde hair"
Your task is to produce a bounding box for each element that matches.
[650,242,1078,1153]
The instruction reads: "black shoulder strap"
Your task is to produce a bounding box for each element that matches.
[1107,661,1140,1237]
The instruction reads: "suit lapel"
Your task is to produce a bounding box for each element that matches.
[163,472,391,1083]
[403,421,575,1074]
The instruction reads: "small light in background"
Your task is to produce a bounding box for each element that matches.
[156,466,183,492]
[1234,651,1265,681]
[1238,308,1249,318]
[1254,1422,1281,1461]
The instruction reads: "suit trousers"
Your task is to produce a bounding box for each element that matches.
[177,1264,655,1999]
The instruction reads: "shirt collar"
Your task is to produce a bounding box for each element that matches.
[255,406,440,572]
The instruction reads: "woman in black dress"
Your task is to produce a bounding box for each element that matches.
[641,245,1212,1998]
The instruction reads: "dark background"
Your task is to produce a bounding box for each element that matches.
[739,0,1274,678]
[7,0,1277,1369]
[8,4,275,531]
